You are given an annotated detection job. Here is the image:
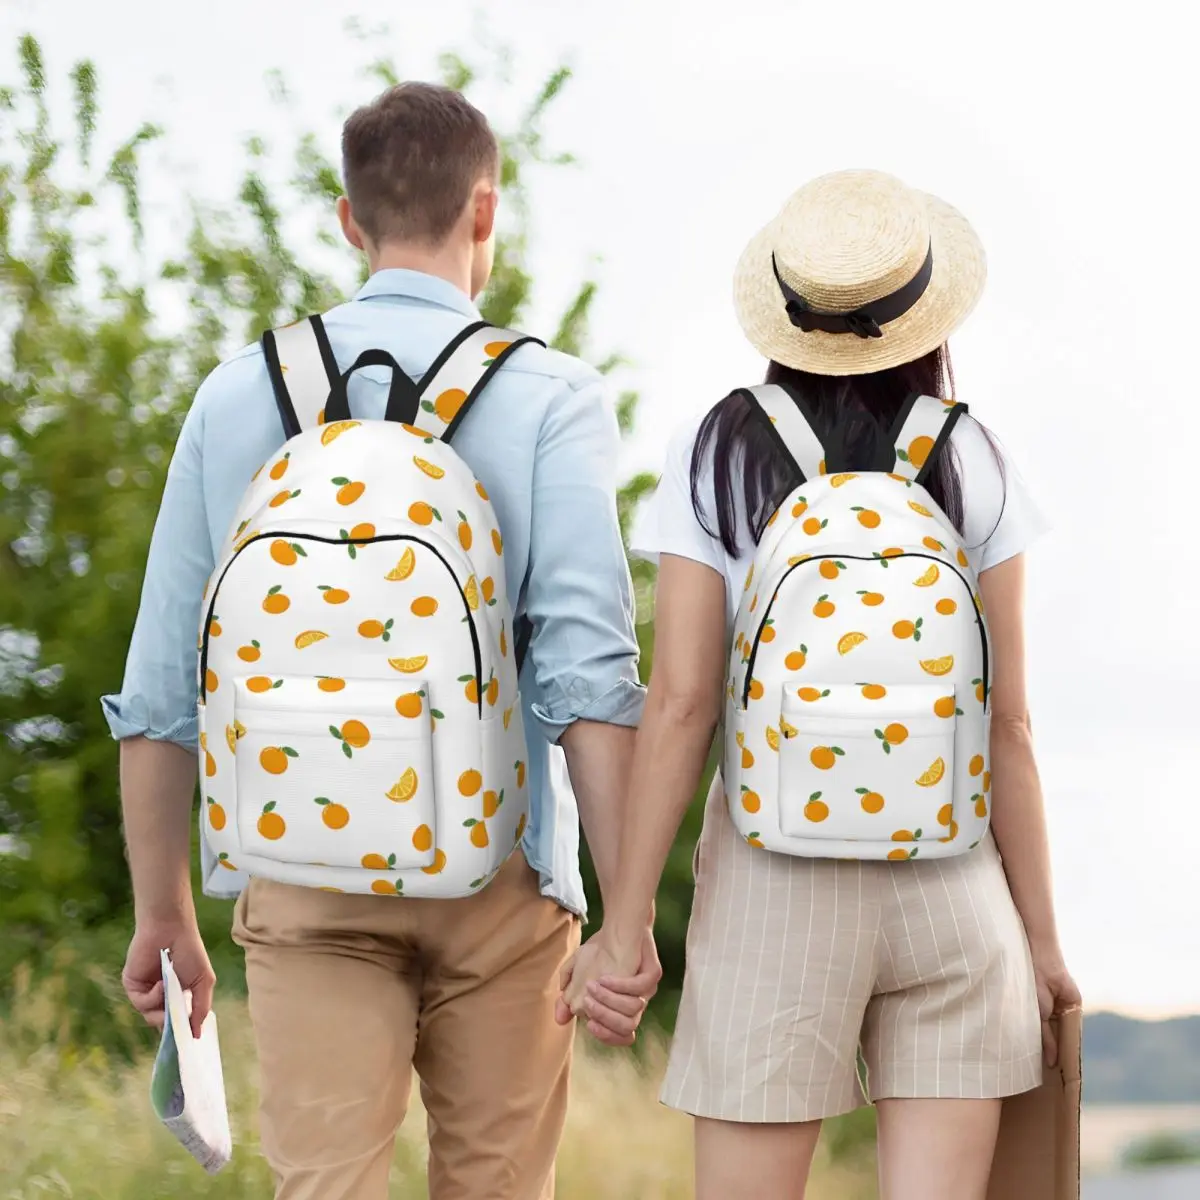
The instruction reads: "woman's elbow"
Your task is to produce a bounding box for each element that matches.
[647,680,722,734]
[991,708,1034,746]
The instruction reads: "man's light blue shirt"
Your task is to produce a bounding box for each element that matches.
[101,269,645,917]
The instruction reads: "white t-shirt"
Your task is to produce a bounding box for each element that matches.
[631,410,1049,625]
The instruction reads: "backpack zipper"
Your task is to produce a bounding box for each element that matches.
[198,531,484,716]
[740,551,988,711]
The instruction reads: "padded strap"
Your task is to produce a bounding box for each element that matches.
[888,394,969,484]
[261,316,340,438]
[738,383,827,484]
[416,322,544,443]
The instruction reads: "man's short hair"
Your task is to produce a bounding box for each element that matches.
[341,82,499,246]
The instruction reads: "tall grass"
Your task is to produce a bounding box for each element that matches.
[0,967,878,1198]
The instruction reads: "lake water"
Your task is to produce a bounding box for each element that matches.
[1082,1106,1200,1173]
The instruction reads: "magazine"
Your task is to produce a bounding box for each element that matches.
[148,948,232,1174]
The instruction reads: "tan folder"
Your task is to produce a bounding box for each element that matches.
[986,1007,1082,1200]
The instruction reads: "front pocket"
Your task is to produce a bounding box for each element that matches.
[233,675,438,871]
[777,683,956,851]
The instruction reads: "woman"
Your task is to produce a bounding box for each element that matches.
[564,170,1080,1199]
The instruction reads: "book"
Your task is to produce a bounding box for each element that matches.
[149,948,232,1174]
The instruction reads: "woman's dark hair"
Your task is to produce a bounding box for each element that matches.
[691,345,1003,557]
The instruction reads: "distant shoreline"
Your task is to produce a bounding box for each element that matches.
[1081,1105,1200,1174]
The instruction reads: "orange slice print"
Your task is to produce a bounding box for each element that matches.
[413,457,446,480]
[919,655,954,676]
[385,548,416,581]
[389,655,428,674]
[837,631,867,655]
[915,758,946,787]
[320,420,360,445]
[387,768,419,802]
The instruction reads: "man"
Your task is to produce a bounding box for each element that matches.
[105,82,660,1200]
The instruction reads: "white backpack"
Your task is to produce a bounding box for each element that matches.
[196,316,540,898]
[724,385,991,862]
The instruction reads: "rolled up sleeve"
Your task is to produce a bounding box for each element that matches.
[524,376,646,742]
[100,393,216,751]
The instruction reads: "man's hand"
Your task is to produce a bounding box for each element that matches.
[555,925,660,1047]
[123,919,215,1041]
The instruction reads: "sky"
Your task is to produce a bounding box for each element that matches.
[3,0,1198,1016]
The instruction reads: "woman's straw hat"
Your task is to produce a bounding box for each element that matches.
[733,169,986,376]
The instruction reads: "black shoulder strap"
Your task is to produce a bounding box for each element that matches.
[261,315,341,438]
[415,323,544,443]
[736,382,828,484]
[887,394,969,485]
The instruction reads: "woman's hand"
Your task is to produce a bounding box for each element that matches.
[1030,941,1082,1067]
[555,926,660,1047]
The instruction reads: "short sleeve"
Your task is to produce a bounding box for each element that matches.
[953,415,1050,573]
[630,421,725,575]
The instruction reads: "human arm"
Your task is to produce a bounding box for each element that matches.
[120,738,214,1039]
[980,553,1081,1063]
[522,375,647,910]
[562,552,727,1015]
[521,374,659,1041]
[103,400,217,1038]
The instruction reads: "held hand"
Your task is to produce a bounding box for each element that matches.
[122,919,215,1041]
[1030,943,1082,1067]
[555,926,660,1047]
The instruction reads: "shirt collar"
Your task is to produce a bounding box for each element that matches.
[354,268,481,319]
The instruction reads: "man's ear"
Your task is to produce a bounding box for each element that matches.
[337,195,366,251]
[472,181,498,245]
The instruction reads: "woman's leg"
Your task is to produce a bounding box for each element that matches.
[862,838,1043,1200]
[875,1098,1001,1200]
[695,1117,823,1200]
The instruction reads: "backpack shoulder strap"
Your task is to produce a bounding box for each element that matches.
[415,321,545,443]
[888,394,969,484]
[261,317,546,441]
[261,315,340,438]
[414,322,544,676]
[737,382,827,483]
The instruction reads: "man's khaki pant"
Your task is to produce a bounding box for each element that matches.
[232,850,580,1200]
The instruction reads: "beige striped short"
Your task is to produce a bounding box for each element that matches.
[661,773,1043,1123]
